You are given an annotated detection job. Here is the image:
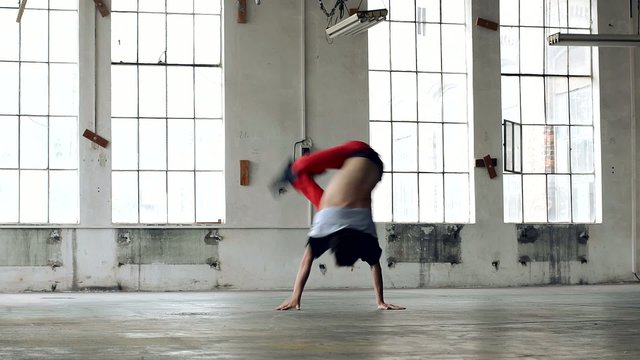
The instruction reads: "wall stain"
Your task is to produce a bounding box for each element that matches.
[385,224,462,264]
[517,224,589,284]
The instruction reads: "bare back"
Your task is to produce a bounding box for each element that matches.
[319,157,381,209]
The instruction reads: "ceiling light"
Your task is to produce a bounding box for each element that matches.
[548,32,640,47]
[326,9,388,39]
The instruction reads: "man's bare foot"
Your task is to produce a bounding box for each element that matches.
[377,303,405,310]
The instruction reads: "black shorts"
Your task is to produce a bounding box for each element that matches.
[307,228,382,266]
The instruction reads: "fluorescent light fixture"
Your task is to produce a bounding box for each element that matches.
[548,32,640,47]
[326,9,388,39]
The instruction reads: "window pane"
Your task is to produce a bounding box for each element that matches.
[111,0,137,11]
[111,118,138,170]
[168,171,195,223]
[522,174,547,222]
[196,171,224,222]
[370,122,392,170]
[20,116,48,169]
[390,22,416,71]
[546,0,568,28]
[501,76,520,123]
[0,62,18,114]
[572,175,595,222]
[368,21,390,70]
[419,123,443,172]
[392,123,418,172]
[547,174,571,222]
[167,14,194,64]
[546,77,569,124]
[520,76,545,124]
[416,24,441,72]
[505,122,513,171]
[522,125,546,173]
[139,66,166,118]
[195,119,224,170]
[167,0,193,13]
[442,74,467,123]
[139,118,167,170]
[50,64,79,116]
[418,73,442,122]
[503,174,522,222]
[443,124,468,172]
[569,0,592,28]
[549,126,570,173]
[0,9,19,61]
[20,170,48,223]
[195,67,222,118]
[369,71,391,120]
[20,63,49,115]
[194,0,221,15]
[139,171,167,223]
[419,173,443,222]
[514,123,522,172]
[20,9,48,62]
[49,170,78,223]
[372,172,392,222]
[393,173,418,222]
[139,0,165,13]
[111,66,138,117]
[112,171,138,223]
[520,28,544,74]
[50,0,78,10]
[571,126,594,173]
[111,12,137,63]
[138,13,166,63]
[444,173,469,223]
[416,0,439,22]
[520,0,544,26]
[500,27,519,74]
[168,119,195,170]
[391,72,417,121]
[441,25,466,73]
[500,0,519,26]
[49,117,78,170]
[0,116,18,168]
[569,77,592,124]
[545,29,567,75]
[195,15,221,65]
[569,33,591,76]
[441,0,465,24]
[389,0,415,21]
[50,10,78,63]
[0,170,19,222]
[167,67,195,118]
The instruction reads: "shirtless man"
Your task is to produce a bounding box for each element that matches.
[271,140,404,311]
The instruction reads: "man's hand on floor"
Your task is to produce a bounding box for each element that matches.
[275,298,300,310]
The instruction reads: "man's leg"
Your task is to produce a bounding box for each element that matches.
[290,140,370,208]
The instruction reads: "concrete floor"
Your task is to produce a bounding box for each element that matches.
[0,285,639,359]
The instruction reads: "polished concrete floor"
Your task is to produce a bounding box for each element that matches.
[0,284,639,359]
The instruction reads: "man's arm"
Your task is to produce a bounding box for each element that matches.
[370,262,405,310]
[276,246,314,310]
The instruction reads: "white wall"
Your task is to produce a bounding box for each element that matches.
[0,0,638,293]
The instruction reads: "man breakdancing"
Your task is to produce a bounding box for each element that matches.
[271,140,404,311]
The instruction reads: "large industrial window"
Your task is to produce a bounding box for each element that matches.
[500,0,600,223]
[0,0,79,224]
[110,0,224,224]
[368,0,472,223]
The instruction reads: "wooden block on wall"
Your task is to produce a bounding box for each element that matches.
[240,160,250,186]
